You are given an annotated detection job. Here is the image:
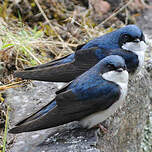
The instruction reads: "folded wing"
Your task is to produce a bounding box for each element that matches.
[13,47,102,82]
[9,79,120,134]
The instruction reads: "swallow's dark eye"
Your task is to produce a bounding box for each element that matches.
[119,34,133,47]
[107,64,115,70]
[123,65,127,70]
[122,34,132,43]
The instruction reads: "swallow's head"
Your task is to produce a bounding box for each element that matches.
[117,25,147,53]
[99,55,128,84]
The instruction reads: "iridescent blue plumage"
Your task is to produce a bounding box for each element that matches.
[47,25,143,65]
[14,25,145,82]
[68,55,125,100]
[82,25,143,49]
[9,55,128,134]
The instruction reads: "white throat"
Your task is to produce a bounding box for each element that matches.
[122,41,147,70]
[102,70,128,110]
[122,41,147,52]
[102,70,128,86]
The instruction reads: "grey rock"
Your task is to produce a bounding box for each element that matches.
[137,8,152,38]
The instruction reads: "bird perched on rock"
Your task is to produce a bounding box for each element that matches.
[14,25,146,82]
[9,55,128,133]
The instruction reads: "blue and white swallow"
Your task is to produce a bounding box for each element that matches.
[14,24,146,82]
[9,55,128,133]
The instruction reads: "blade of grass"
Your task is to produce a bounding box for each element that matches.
[22,46,42,64]
[0,80,28,91]
[2,106,10,152]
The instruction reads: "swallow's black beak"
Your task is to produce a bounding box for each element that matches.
[133,38,140,43]
[116,68,124,72]
[133,33,146,43]
[141,33,146,43]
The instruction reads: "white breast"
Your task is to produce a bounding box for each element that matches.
[80,70,128,128]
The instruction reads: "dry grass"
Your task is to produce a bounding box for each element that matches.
[0,8,112,73]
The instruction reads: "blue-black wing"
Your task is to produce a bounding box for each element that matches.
[13,47,103,82]
[9,79,120,133]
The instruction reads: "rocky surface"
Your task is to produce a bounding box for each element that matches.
[6,68,151,152]
[137,8,152,38]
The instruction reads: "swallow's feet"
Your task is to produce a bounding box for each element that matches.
[98,123,108,133]
[93,123,108,133]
